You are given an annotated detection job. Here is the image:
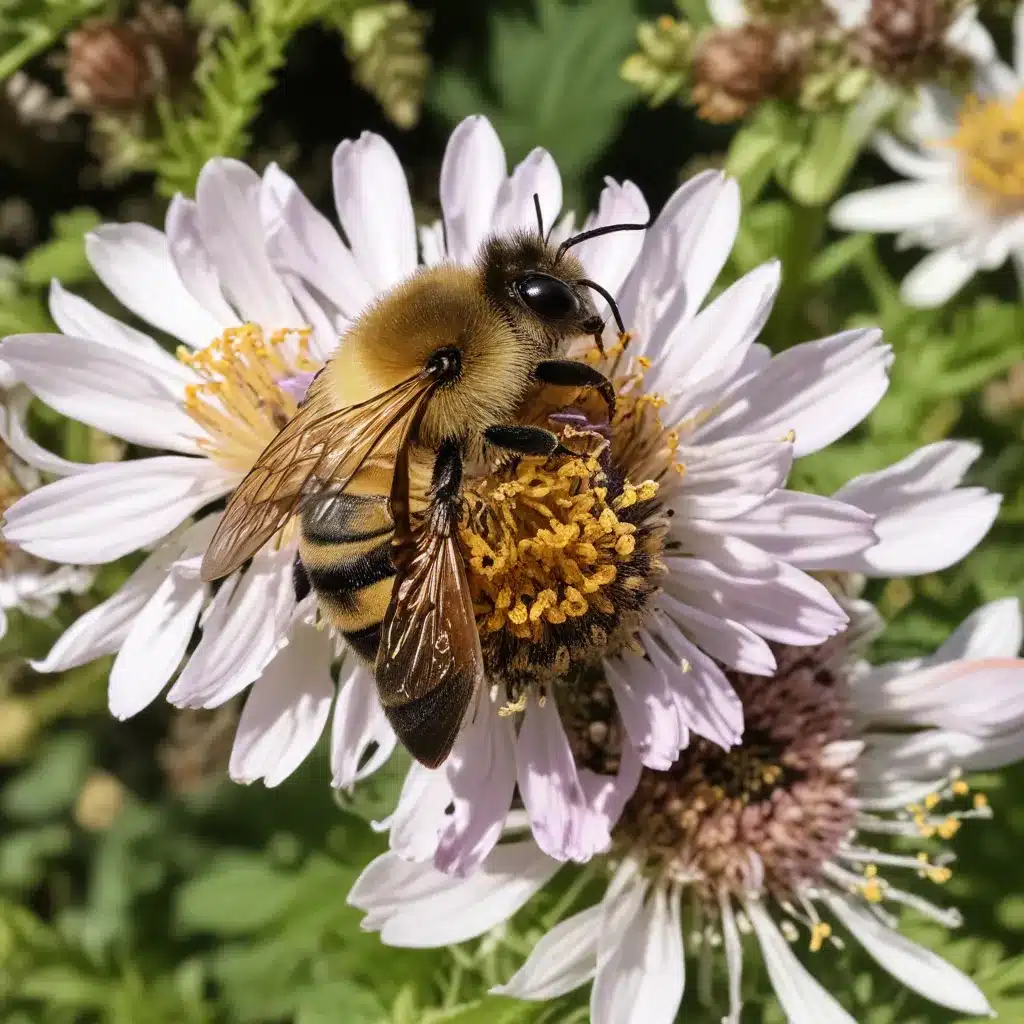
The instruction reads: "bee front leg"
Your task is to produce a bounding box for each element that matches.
[534,359,615,418]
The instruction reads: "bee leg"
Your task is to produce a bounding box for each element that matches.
[534,358,615,417]
[484,424,564,457]
[431,439,464,504]
[292,554,312,602]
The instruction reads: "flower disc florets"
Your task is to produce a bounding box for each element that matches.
[460,425,666,688]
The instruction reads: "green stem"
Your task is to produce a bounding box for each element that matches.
[29,659,111,724]
[766,203,826,350]
[540,864,595,931]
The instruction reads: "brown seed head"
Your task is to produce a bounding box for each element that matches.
[854,0,966,84]
[66,20,152,112]
[691,24,786,123]
[611,637,858,902]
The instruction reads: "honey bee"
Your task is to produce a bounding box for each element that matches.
[200,198,646,769]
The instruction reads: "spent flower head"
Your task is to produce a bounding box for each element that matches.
[351,586,1024,1024]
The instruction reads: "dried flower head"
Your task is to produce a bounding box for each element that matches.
[691,23,787,122]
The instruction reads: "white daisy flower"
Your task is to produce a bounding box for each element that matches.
[350,593,1024,1024]
[831,4,1024,307]
[0,399,92,642]
[0,161,340,785]
[0,117,994,863]
[264,116,1001,877]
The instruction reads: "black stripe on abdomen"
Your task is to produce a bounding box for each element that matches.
[306,541,395,595]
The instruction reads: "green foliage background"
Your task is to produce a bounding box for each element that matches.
[0,1,1023,1021]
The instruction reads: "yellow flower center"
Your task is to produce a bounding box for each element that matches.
[177,324,317,474]
[946,91,1024,212]
[460,433,666,683]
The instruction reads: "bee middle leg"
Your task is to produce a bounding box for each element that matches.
[484,424,564,457]
[534,359,615,417]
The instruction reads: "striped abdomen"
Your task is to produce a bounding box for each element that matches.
[298,485,395,663]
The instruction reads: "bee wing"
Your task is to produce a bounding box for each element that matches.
[375,504,484,769]
[200,372,434,582]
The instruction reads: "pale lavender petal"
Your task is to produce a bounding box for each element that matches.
[605,651,686,770]
[330,658,397,790]
[517,694,600,862]
[435,700,516,876]
[383,761,452,862]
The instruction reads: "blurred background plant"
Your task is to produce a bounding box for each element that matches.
[0,0,1023,1021]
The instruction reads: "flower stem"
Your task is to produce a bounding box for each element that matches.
[540,864,596,931]
[766,202,827,350]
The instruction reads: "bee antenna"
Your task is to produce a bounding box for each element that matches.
[577,278,627,336]
[533,192,544,241]
[555,220,649,263]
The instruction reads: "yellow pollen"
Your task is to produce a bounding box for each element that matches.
[945,91,1024,212]
[973,792,988,810]
[498,691,529,717]
[809,921,832,953]
[863,863,878,878]
[460,447,660,645]
[952,779,970,796]
[924,792,941,810]
[937,817,961,840]
[861,879,883,903]
[178,324,317,474]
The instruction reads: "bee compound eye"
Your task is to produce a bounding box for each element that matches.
[516,274,580,322]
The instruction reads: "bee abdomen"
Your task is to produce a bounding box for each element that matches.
[299,491,396,662]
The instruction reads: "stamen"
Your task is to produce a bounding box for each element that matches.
[178,325,317,474]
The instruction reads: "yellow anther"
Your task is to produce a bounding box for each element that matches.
[862,879,883,903]
[809,922,832,953]
[952,779,970,796]
[937,818,961,840]
[973,793,989,810]
[924,792,941,810]
[498,691,529,716]
[863,863,878,878]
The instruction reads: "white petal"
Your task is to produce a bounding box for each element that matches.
[835,440,982,510]
[674,436,793,520]
[516,695,597,862]
[591,886,684,1024]
[605,651,685,770]
[330,658,397,790]
[48,281,199,386]
[384,761,452,862]
[435,700,517,876]
[3,456,230,563]
[349,841,559,948]
[0,332,201,454]
[439,116,506,265]
[572,178,649,300]
[710,491,876,570]
[830,181,963,233]
[699,328,890,457]
[873,132,955,181]
[857,657,1024,735]
[824,894,993,1016]
[747,901,857,1024]
[901,246,982,308]
[657,593,776,674]
[167,546,297,708]
[332,133,417,290]
[664,550,848,647]
[492,905,600,1000]
[947,5,996,63]
[646,618,745,748]
[229,620,334,786]
[493,148,562,237]
[107,566,206,720]
[85,223,226,346]
[261,163,374,319]
[195,159,300,329]
[0,386,88,477]
[834,489,1001,576]
[651,260,780,405]
[164,196,239,328]
[932,598,1023,662]
[30,554,160,671]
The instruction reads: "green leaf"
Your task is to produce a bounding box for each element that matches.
[430,0,639,205]
[1,732,92,821]
[21,209,101,288]
[17,965,109,1008]
[295,980,386,1024]
[174,854,307,935]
